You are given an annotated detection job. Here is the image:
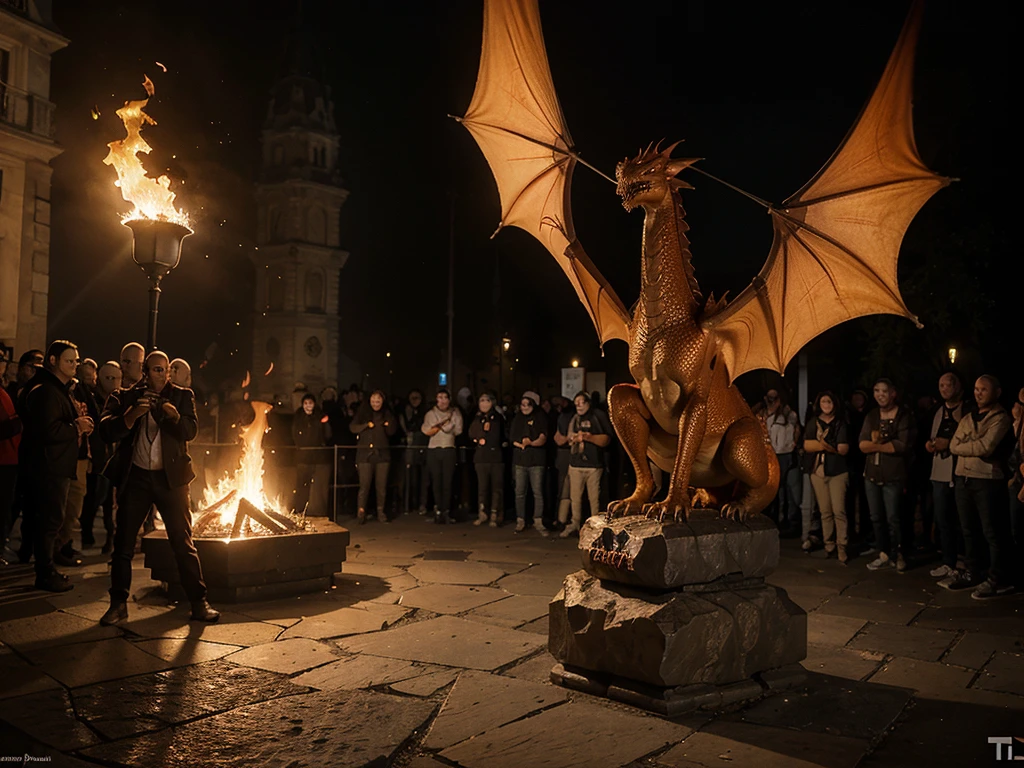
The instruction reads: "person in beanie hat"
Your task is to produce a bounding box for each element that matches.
[469,392,506,527]
[509,391,548,534]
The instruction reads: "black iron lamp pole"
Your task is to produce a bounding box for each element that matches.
[125,219,192,351]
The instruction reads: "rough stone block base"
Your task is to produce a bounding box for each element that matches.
[551,662,806,717]
[549,570,806,688]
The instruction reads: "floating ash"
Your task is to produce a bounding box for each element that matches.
[195,401,312,539]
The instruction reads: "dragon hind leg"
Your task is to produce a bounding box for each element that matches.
[719,417,780,520]
[607,383,655,517]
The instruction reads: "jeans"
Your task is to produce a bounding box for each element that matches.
[111,468,206,603]
[809,472,848,550]
[427,448,457,514]
[865,480,902,559]
[60,458,89,550]
[357,462,389,513]
[475,462,504,515]
[568,466,602,527]
[514,464,544,522]
[772,452,802,525]
[932,480,963,569]
[954,476,1015,585]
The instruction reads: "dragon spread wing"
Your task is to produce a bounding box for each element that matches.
[707,3,949,382]
[458,0,631,346]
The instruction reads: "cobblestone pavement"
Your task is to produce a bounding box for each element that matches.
[1,513,1022,767]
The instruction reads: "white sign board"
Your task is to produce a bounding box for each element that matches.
[561,367,586,400]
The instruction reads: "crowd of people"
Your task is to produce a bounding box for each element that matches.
[2,336,1021,616]
[0,341,219,625]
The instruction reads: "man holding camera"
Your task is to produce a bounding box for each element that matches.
[98,351,218,624]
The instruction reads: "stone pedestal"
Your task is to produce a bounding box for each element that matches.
[549,511,806,714]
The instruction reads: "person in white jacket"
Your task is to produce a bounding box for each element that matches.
[422,389,463,524]
[942,375,1015,598]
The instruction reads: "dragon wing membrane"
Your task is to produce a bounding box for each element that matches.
[707,2,949,382]
[459,0,631,346]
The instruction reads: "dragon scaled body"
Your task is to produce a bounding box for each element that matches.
[607,145,778,521]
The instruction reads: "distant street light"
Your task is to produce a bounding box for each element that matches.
[571,359,579,368]
[502,336,511,352]
[948,347,957,365]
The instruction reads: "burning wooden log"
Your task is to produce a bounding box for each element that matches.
[192,489,238,537]
[260,506,302,533]
[234,497,289,537]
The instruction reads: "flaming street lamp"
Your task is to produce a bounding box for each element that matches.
[126,219,192,351]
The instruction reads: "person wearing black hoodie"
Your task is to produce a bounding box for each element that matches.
[468,392,505,527]
[292,394,332,517]
[350,390,397,523]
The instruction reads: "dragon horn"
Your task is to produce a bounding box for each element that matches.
[661,139,684,158]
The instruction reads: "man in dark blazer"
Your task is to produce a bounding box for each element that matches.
[98,351,218,624]
[20,340,94,591]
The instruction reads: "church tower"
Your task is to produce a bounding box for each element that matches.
[251,29,348,404]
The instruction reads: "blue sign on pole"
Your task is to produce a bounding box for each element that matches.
[438,372,448,387]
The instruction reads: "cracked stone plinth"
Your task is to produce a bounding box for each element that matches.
[579,511,780,589]
[549,570,806,688]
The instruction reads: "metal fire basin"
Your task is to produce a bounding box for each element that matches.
[141,520,350,602]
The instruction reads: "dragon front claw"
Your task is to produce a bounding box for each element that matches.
[641,500,691,523]
[721,502,752,521]
[607,495,650,519]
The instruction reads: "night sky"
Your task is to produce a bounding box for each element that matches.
[45,1,1013,402]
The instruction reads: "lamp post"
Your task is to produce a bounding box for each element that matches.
[126,218,192,351]
[499,336,511,399]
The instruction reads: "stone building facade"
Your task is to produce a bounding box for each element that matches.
[250,43,349,404]
[0,0,66,360]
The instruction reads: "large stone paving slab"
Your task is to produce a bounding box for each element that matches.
[974,652,1024,696]
[278,604,409,640]
[806,613,866,648]
[784,585,842,613]
[847,623,956,661]
[338,616,545,670]
[911,603,1024,637]
[408,561,505,585]
[943,631,1024,669]
[816,595,925,625]
[225,637,341,675]
[25,637,170,688]
[398,584,510,614]
[0,688,99,751]
[0,610,120,651]
[868,656,974,697]
[131,638,243,666]
[424,670,568,749]
[291,654,424,691]
[705,718,870,768]
[0,648,61,700]
[502,652,556,684]
[802,646,885,681]
[659,731,843,768]
[389,668,460,696]
[72,660,305,740]
[123,611,283,646]
[80,689,435,767]
[496,565,574,596]
[733,673,913,742]
[440,699,688,768]
[465,594,551,629]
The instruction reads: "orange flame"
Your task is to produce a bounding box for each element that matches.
[200,402,286,529]
[103,75,190,228]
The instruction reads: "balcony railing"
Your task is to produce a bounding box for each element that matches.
[0,80,56,139]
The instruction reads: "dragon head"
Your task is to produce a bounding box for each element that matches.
[615,141,699,211]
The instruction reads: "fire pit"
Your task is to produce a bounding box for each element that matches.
[142,402,349,601]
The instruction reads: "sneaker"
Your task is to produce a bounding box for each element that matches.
[559,523,579,539]
[534,520,549,537]
[474,510,489,526]
[971,579,1015,600]
[940,569,977,591]
[837,547,849,565]
[929,564,955,579]
[896,553,907,573]
[357,509,367,525]
[377,510,389,524]
[866,552,893,571]
[514,519,526,533]
[801,539,813,552]
[489,512,500,528]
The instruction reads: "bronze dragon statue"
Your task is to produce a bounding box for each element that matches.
[457,0,948,523]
